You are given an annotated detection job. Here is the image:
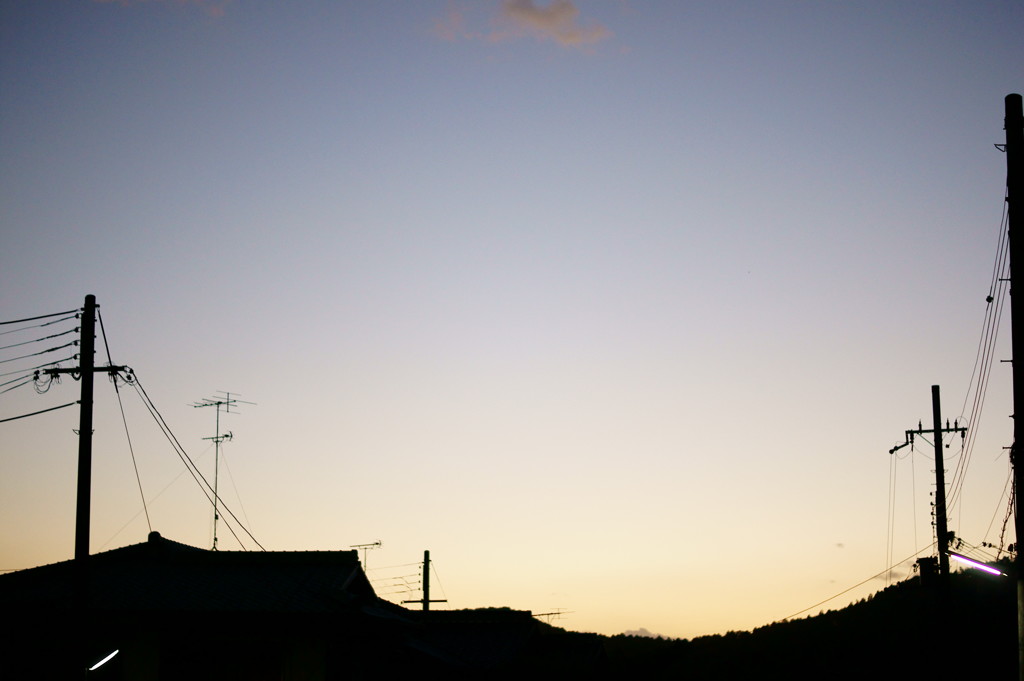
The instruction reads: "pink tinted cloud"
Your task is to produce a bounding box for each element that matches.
[499,0,611,47]
[435,0,612,49]
[434,1,470,42]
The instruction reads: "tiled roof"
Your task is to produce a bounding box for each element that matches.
[0,531,377,614]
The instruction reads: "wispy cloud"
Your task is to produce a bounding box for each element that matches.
[498,0,611,47]
[434,0,612,50]
[433,1,473,42]
[93,0,232,18]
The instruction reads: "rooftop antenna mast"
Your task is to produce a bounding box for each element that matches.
[191,391,254,550]
[534,608,573,624]
[350,540,382,570]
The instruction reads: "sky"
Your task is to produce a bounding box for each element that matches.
[0,0,1022,640]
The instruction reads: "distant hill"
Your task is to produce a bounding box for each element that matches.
[597,563,1015,679]
[383,565,1017,678]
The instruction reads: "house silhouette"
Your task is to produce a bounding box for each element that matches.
[0,531,602,678]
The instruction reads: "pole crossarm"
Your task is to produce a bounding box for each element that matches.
[889,421,967,454]
[40,365,126,378]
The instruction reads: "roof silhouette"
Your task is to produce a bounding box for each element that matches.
[0,530,378,614]
[0,532,601,678]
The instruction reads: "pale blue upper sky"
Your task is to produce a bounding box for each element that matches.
[1,0,1022,639]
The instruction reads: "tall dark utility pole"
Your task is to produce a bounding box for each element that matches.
[41,295,126,675]
[75,295,96,562]
[1004,92,1023,681]
[929,385,958,581]
[43,295,124,562]
[889,386,966,585]
[423,550,433,611]
[402,550,448,611]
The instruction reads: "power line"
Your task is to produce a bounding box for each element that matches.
[782,544,934,622]
[0,356,77,378]
[131,375,265,551]
[131,377,246,548]
[0,341,77,365]
[0,376,34,395]
[430,559,448,603]
[0,309,79,326]
[0,373,33,390]
[0,326,78,352]
[98,443,216,552]
[949,194,1011,519]
[983,463,1012,541]
[221,454,252,528]
[191,392,255,551]
[0,312,77,337]
[98,309,150,534]
[0,401,78,423]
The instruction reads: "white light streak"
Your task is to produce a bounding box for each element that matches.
[88,649,119,671]
[948,552,1005,576]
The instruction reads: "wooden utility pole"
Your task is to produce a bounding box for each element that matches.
[423,550,433,611]
[929,385,959,582]
[39,295,125,674]
[75,294,96,562]
[403,550,448,611]
[42,295,124,561]
[889,386,966,585]
[1004,91,1024,681]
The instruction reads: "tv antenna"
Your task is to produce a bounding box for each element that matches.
[191,391,255,550]
[534,608,573,624]
[350,540,382,570]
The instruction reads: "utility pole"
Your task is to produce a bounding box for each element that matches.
[889,385,967,584]
[73,295,96,563]
[40,295,124,561]
[38,295,126,675]
[1003,91,1024,681]
[929,385,961,581]
[192,392,253,550]
[402,550,448,611]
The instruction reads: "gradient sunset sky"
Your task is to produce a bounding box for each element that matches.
[1,0,1022,639]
